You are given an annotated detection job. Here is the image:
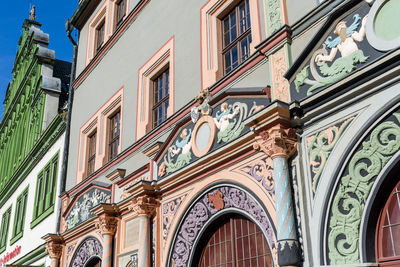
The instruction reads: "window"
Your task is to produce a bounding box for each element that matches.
[200,0,261,88]
[152,68,169,128]
[95,21,105,53]
[87,131,97,176]
[108,111,121,160]
[136,37,174,140]
[77,88,123,182]
[222,0,252,74]
[10,188,28,244]
[0,207,11,253]
[115,0,127,29]
[31,153,59,228]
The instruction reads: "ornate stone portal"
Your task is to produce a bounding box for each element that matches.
[69,237,103,267]
[170,185,276,267]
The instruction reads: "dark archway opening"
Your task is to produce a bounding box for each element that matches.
[192,214,273,267]
[84,256,102,267]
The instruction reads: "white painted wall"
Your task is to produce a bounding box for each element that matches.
[0,132,65,267]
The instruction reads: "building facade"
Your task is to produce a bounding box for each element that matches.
[0,13,70,267]
[47,0,400,266]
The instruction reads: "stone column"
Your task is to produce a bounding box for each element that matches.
[94,205,119,267]
[129,195,158,267]
[254,124,301,266]
[43,234,64,267]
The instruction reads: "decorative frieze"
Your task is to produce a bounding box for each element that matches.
[162,195,186,242]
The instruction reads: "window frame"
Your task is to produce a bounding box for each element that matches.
[151,67,170,129]
[221,0,252,74]
[115,0,128,30]
[10,187,28,245]
[108,110,121,161]
[31,152,59,229]
[95,20,106,54]
[0,206,12,253]
[87,129,97,176]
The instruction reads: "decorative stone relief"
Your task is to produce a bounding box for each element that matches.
[96,214,118,236]
[241,156,275,198]
[129,195,159,218]
[266,0,283,34]
[162,195,187,242]
[307,117,354,193]
[65,188,111,230]
[270,48,290,102]
[171,186,276,266]
[70,237,103,267]
[327,112,400,264]
[158,97,266,178]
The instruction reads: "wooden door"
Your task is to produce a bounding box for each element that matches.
[198,215,272,267]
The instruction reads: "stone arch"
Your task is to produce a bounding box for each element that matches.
[167,183,277,267]
[70,236,103,267]
[323,106,400,265]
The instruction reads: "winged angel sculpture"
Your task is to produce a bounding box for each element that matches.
[295,14,369,95]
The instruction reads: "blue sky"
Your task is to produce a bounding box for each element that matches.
[0,0,78,119]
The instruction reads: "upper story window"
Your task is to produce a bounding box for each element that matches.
[0,206,11,253]
[108,111,121,160]
[95,21,105,54]
[222,0,252,74]
[115,0,127,29]
[11,187,28,244]
[87,131,97,176]
[152,68,170,128]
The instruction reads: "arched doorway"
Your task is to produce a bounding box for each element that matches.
[193,214,273,267]
[376,180,400,266]
[84,256,102,267]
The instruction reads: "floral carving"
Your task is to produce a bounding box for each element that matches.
[266,0,283,34]
[65,188,111,230]
[96,214,118,236]
[242,156,275,197]
[270,49,290,102]
[328,112,400,264]
[129,195,159,218]
[163,195,186,242]
[46,243,63,259]
[70,237,102,267]
[254,125,297,159]
[171,186,276,266]
[307,117,353,193]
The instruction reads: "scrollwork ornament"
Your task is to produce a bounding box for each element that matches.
[328,113,400,264]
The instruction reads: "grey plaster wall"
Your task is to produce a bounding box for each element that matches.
[286,0,318,26]
[66,0,270,190]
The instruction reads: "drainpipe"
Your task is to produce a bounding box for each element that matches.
[56,19,77,233]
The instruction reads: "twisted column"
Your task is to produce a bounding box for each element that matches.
[129,195,159,267]
[254,124,301,266]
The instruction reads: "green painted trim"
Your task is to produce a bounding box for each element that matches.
[0,206,12,253]
[266,0,283,35]
[0,116,65,207]
[30,205,54,229]
[9,231,23,246]
[31,151,59,226]
[10,186,28,244]
[14,244,46,265]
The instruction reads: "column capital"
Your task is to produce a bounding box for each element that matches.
[42,234,64,260]
[128,195,159,218]
[254,124,297,159]
[96,213,119,236]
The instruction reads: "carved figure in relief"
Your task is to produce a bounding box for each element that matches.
[295,14,369,95]
[162,128,193,175]
[214,102,247,143]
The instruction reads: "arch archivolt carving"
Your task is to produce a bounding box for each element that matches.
[68,235,103,267]
[166,181,277,267]
[324,108,400,265]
